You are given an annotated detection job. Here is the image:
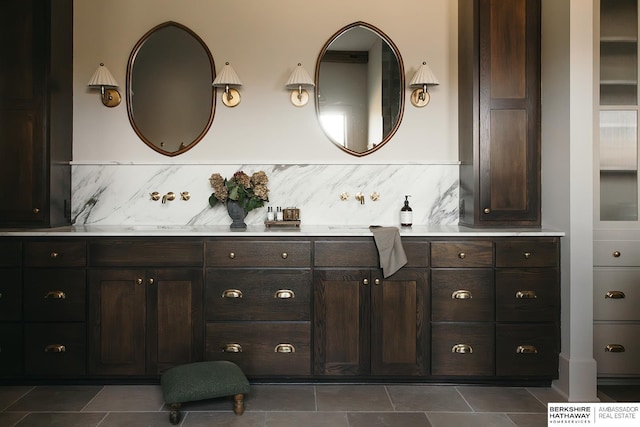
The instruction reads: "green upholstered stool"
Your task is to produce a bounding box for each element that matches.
[161,360,250,424]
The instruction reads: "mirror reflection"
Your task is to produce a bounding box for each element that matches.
[315,22,404,156]
[126,22,215,156]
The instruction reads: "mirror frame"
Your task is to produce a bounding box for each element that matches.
[315,21,405,157]
[126,21,216,157]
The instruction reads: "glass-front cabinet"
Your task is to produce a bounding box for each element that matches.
[598,0,640,224]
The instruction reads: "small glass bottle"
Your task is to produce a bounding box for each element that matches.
[267,206,274,221]
[276,206,284,221]
[400,195,413,227]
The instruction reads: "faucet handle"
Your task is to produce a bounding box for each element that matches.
[150,191,160,201]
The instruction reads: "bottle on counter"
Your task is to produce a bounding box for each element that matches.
[400,195,413,227]
[276,206,283,221]
[267,206,275,221]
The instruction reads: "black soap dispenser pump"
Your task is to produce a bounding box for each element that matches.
[400,195,413,227]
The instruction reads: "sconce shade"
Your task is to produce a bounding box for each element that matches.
[286,63,315,88]
[409,61,439,87]
[212,62,242,87]
[87,63,119,88]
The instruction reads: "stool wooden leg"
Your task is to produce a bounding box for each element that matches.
[169,402,181,425]
[233,394,245,415]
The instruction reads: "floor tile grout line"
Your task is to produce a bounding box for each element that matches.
[80,385,105,412]
[383,385,398,411]
[453,385,476,413]
[0,386,36,412]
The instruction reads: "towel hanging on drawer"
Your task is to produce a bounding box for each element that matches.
[369,226,407,278]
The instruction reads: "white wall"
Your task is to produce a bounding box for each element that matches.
[74,0,457,164]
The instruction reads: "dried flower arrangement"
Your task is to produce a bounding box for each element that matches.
[208,170,269,212]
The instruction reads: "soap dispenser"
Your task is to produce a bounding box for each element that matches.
[400,195,413,227]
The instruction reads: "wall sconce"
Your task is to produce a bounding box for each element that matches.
[212,62,242,107]
[409,61,439,107]
[87,63,121,107]
[285,63,315,107]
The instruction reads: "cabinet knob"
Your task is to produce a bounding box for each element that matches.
[229,252,236,259]
[452,344,473,354]
[605,291,626,299]
[483,208,491,214]
[452,290,472,299]
[274,289,295,299]
[44,344,66,353]
[605,344,625,353]
[515,290,537,299]
[222,289,243,298]
[613,251,621,258]
[44,290,66,300]
[523,252,532,259]
[136,278,144,285]
[516,345,538,354]
[274,343,296,353]
[363,278,369,285]
[148,278,155,285]
[50,252,59,259]
[281,252,288,259]
[374,278,381,285]
[33,208,41,214]
[223,343,243,353]
[458,252,466,259]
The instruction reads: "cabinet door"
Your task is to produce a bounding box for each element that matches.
[89,269,146,376]
[313,269,370,376]
[371,269,428,376]
[147,269,203,374]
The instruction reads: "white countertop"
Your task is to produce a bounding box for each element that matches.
[0,224,565,237]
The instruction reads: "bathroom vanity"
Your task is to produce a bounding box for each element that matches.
[0,225,561,385]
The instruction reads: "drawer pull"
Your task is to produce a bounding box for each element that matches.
[523,252,532,259]
[452,290,472,299]
[281,252,288,259]
[515,290,537,299]
[223,289,243,298]
[363,278,369,285]
[45,290,66,300]
[50,252,59,259]
[605,291,626,299]
[605,344,625,353]
[44,344,66,353]
[274,289,295,299]
[229,252,236,259]
[516,345,538,354]
[483,208,491,214]
[458,252,466,259]
[223,343,243,353]
[452,344,473,354]
[275,343,296,353]
[613,251,621,258]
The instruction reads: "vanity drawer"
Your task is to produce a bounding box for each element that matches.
[90,239,202,267]
[24,270,86,322]
[206,269,311,321]
[0,268,21,321]
[495,269,559,322]
[0,324,22,377]
[207,240,311,268]
[431,323,494,376]
[594,240,640,266]
[594,268,640,321]
[495,239,559,267]
[495,324,559,377]
[24,323,86,377]
[431,269,494,321]
[314,240,378,267]
[205,321,311,376]
[0,241,21,266]
[593,323,640,376]
[431,241,493,268]
[24,240,86,267]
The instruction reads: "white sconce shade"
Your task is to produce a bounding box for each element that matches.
[286,63,315,107]
[87,63,121,107]
[212,62,242,107]
[409,61,439,107]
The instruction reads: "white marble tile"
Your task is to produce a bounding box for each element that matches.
[71,164,459,226]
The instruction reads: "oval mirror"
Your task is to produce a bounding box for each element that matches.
[315,22,404,156]
[126,22,215,156]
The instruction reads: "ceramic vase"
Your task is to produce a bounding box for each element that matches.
[226,200,248,229]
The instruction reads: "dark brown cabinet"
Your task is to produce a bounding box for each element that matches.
[458,0,541,226]
[0,0,72,227]
[0,241,22,377]
[313,239,429,377]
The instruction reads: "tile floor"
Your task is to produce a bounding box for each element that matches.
[0,383,580,427]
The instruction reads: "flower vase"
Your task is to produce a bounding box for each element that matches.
[226,201,248,229]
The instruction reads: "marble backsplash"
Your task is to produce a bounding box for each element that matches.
[71,164,459,226]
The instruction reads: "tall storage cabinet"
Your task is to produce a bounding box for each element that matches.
[0,0,72,227]
[458,0,541,227]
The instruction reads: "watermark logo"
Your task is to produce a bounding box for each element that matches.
[548,403,639,425]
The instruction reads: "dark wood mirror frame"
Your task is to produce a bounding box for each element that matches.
[126,21,216,157]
